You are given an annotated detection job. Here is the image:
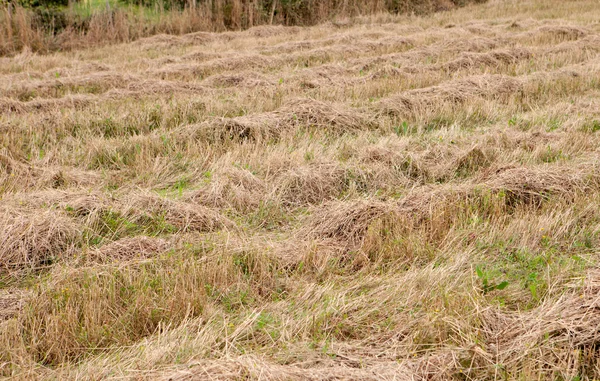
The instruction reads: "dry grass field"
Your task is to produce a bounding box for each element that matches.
[2,0,600,379]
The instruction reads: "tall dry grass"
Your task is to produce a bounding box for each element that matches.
[0,0,485,56]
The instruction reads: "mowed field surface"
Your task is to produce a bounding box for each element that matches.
[2,0,600,379]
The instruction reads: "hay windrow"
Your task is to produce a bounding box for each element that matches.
[185,166,266,212]
[300,199,395,245]
[481,269,600,371]
[202,71,275,88]
[121,193,232,233]
[272,162,348,207]
[0,289,29,321]
[441,47,533,72]
[186,98,374,142]
[90,236,172,262]
[0,207,80,271]
[378,74,523,117]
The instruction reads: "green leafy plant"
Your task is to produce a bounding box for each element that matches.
[476,266,509,294]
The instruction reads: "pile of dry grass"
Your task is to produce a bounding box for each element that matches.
[12,189,111,215]
[378,74,523,118]
[300,162,600,251]
[272,162,348,207]
[441,47,533,72]
[292,64,358,89]
[185,166,266,212]
[202,71,274,88]
[300,199,395,246]
[481,163,599,205]
[155,54,281,80]
[0,207,80,271]
[245,25,302,38]
[121,193,232,233]
[534,25,590,41]
[89,236,172,262]
[454,146,490,176]
[162,356,414,381]
[187,98,374,142]
[0,94,92,114]
[480,269,600,378]
[0,289,28,322]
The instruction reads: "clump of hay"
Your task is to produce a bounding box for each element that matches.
[277,98,376,133]
[359,143,405,164]
[261,40,317,55]
[245,25,301,38]
[208,54,280,74]
[153,54,280,80]
[90,236,172,262]
[134,34,187,50]
[300,199,395,246]
[121,193,231,233]
[481,270,600,376]
[0,151,31,177]
[37,167,103,189]
[272,162,347,207]
[535,25,589,41]
[180,31,218,45]
[432,36,500,54]
[482,165,595,206]
[0,207,80,271]
[185,166,266,212]
[162,355,413,381]
[11,189,111,219]
[292,64,356,88]
[0,94,93,114]
[368,65,410,79]
[0,289,29,321]
[203,71,274,88]
[547,35,600,54]
[378,74,523,117]
[181,51,222,62]
[191,98,374,142]
[455,147,490,176]
[442,47,533,72]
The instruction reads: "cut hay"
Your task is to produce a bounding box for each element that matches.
[185,166,266,212]
[300,199,395,245]
[161,355,415,381]
[441,47,533,72]
[37,167,104,188]
[203,71,274,88]
[482,269,600,376]
[121,193,232,233]
[454,146,490,176]
[378,74,523,117]
[300,162,600,248]
[481,164,596,205]
[90,236,172,262]
[155,54,281,80]
[535,25,589,41]
[186,98,374,142]
[272,162,347,207]
[5,1,600,378]
[0,289,28,321]
[245,25,302,38]
[7,189,111,219]
[181,51,222,62]
[292,64,356,88]
[0,208,80,271]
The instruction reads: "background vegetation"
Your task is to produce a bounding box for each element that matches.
[0,0,485,55]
